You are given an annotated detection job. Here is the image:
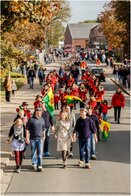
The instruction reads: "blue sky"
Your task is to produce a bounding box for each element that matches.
[68,0,110,23]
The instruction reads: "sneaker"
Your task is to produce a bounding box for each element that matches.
[43,152,51,157]
[37,166,43,172]
[63,164,67,169]
[32,164,37,171]
[78,160,84,167]
[85,163,91,169]
[15,168,21,173]
[91,155,96,160]
[63,161,67,169]
[69,152,73,157]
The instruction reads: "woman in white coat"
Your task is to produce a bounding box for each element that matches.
[55,111,72,168]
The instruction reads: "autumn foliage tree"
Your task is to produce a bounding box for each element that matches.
[1,0,70,70]
[99,1,130,58]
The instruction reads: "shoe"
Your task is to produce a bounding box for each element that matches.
[85,163,91,169]
[43,152,51,157]
[69,152,73,157]
[91,155,96,160]
[32,164,37,171]
[78,160,84,167]
[63,162,67,169]
[63,164,67,169]
[37,166,43,172]
[117,121,120,124]
[15,167,21,173]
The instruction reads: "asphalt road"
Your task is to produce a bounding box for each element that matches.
[2,61,130,196]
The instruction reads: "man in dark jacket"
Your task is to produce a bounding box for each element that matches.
[41,101,55,157]
[27,67,36,89]
[87,108,99,160]
[73,108,97,169]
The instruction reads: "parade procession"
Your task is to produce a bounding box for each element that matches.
[1,0,130,195]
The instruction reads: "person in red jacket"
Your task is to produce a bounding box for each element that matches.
[88,96,97,110]
[34,95,42,109]
[111,88,125,123]
[100,100,112,121]
[21,102,31,119]
[78,83,88,108]
[54,92,60,110]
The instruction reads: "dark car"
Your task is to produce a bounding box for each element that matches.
[90,67,106,82]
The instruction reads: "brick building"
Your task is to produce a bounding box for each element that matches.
[89,24,107,49]
[64,23,99,50]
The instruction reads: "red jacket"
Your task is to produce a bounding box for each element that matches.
[78,88,88,101]
[54,94,60,104]
[111,92,125,107]
[100,104,112,114]
[88,100,97,109]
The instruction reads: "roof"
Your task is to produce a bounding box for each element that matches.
[68,23,99,39]
[90,23,105,37]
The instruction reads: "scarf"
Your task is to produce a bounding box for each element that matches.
[14,124,24,141]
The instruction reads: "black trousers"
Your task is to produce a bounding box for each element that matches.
[5,91,11,102]
[114,106,121,122]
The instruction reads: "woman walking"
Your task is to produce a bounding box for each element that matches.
[55,111,72,168]
[6,118,27,173]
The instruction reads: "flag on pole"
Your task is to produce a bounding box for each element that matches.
[43,88,54,116]
[64,95,84,104]
[101,120,111,140]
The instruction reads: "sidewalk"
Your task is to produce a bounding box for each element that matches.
[0,61,61,194]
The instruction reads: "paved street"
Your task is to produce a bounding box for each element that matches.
[1,61,130,195]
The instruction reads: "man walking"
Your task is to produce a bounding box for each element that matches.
[111,88,125,124]
[27,67,36,89]
[41,101,55,157]
[73,108,97,169]
[26,108,45,172]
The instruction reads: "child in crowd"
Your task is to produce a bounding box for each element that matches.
[54,92,60,110]
[100,100,112,121]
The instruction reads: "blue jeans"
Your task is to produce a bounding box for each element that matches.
[30,138,43,167]
[103,113,107,121]
[79,138,91,163]
[91,134,95,156]
[29,77,34,88]
[44,128,50,153]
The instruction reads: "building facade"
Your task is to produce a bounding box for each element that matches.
[64,23,99,51]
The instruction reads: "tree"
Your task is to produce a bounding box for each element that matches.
[99,1,130,58]
[1,0,70,70]
[112,1,130,57]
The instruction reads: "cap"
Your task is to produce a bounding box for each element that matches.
[80,108,88,112]
[21,102,28,106]
[35,107,43,112]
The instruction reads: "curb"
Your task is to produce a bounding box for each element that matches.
[0,151,13,170]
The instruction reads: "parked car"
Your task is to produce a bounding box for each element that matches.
[90,67,106,82]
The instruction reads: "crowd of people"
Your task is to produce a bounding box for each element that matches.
[6,53,126,173]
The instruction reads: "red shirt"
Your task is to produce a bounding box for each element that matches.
[34,100,41,109]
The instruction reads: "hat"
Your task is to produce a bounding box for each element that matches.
[35,107,43,111]
[16,106,24,113]
[21,102,28,106]
[80,108,88,112]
